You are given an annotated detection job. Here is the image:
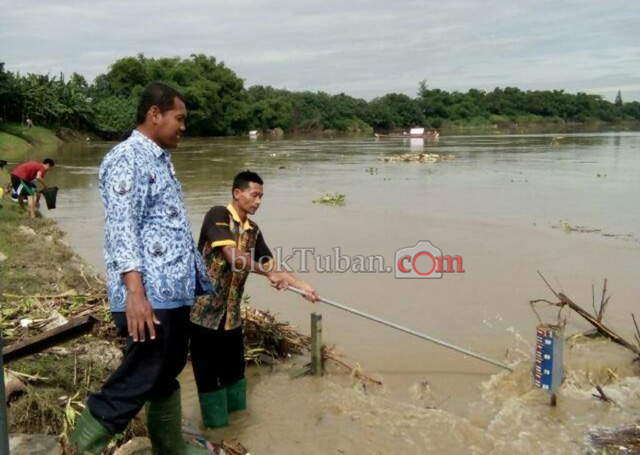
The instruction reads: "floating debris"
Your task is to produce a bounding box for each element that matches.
[551,220,638,243]
[312,192,345,206]
[242,296,309,364]
[383,153,455,163]
[587,424,640,455]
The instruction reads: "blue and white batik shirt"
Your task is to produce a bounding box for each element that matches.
[99,130,211,312]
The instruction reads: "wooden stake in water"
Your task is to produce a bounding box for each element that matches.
[311,313,324,376]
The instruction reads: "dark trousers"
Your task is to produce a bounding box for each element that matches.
[87,307,190,434]
[10,174,35,197]
[190,322,245,393]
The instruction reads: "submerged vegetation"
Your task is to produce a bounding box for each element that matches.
[1,55,640,142]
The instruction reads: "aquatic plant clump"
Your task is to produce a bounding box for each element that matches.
[383,153,455,163]
[312,192,346,206]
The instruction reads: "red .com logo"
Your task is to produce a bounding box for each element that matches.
[395,241,465,279]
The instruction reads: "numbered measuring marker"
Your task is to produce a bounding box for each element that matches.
[534,324,564,394]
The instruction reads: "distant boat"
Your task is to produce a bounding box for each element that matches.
[375,128,439,140]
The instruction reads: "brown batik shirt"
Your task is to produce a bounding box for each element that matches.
[190,204,273,330]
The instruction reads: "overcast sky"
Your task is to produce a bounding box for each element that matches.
[1,0,638,101]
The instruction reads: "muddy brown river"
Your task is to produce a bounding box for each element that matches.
[23,132,640,454]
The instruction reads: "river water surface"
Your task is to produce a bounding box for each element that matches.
[26,132,640,454]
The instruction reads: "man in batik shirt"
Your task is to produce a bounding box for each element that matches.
[190,170,318,428]
[70,82,212,455]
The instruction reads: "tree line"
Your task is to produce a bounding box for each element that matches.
[1,54,639,138]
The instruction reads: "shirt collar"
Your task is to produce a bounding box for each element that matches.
[132,129,168,158]
[227,203,252,230]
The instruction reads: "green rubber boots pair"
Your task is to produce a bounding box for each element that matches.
[199,377,247,428]
[69,390,210,454]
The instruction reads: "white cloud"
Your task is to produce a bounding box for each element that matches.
[0,0,638,100]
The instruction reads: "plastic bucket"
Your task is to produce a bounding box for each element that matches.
[41,186,58,210]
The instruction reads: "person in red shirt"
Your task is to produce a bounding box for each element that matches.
[10,158,55,218]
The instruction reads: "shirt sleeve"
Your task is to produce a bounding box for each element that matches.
[201,206,236,249]
[100,148,146,275]
[253,230,273,265]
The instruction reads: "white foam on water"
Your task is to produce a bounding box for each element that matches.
[179,335,639,455]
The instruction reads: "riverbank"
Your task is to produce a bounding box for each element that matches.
[0,123,62,153]
[0,204,145,452]
[0,123,97,161]
[432,118,640,135]
[0,205,310,454]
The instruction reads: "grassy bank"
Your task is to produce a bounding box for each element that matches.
[0,122,62,147]
[0,132,31,156]
[0,122,64,159]
[0,204,138,445]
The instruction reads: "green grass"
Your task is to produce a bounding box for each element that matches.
[0,131,32,155]
[0,206,37,294]
[1,122,62,147]
[0,205,84,298]
[0,203,21,258]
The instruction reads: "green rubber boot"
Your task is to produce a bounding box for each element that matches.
[146,389,210,455]
[198,389,229,428]
[69,408,114,455]
[226,377,247,413]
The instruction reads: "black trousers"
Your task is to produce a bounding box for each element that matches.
[190,321,245,393]
[87,307,190,434]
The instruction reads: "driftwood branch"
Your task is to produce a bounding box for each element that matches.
[592,385,615,404]
[532,274,640,357]
[324,355,383,386]
[596,279,611,322]
[322,347,383,386]
[537,271,561,299]
[556,292,640,356]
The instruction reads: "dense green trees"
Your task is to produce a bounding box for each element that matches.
[87,54,251,136]
[0,67,93,129]
[0,55,639,138]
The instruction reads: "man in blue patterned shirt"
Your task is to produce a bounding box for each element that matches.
[70,82,212,455]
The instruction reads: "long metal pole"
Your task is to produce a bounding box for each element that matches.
[1,328,10,455]
[287,286,513,372]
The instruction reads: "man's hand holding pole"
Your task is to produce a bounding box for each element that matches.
[268,270,318,302]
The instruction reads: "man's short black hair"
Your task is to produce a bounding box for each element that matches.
[0,159,7,169]
[43,158,55,167]
[232,171,263,193]
[136,82,185,125]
